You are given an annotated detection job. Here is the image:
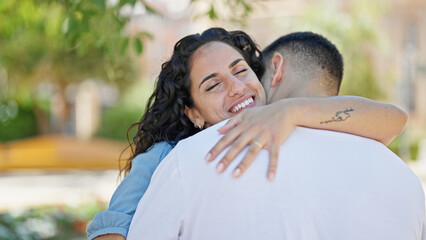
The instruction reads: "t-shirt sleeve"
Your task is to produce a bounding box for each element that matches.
[86,141,173,240]
[127,147,186,240]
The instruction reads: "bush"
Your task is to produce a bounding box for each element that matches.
[388,134,419,161]
[0,104,38,142]
[0,203,106,240]
[96,105,143,142]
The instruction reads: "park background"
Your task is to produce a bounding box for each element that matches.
[0,0,425,238]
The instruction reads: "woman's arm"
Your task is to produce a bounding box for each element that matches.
[93,234,125,240]
[281,96,406,145]
[87,142,174,240]
[206,96,407,180]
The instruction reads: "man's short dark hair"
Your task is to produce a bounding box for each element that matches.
[262,32,344,94]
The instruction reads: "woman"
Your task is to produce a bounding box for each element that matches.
[88,28,406,240]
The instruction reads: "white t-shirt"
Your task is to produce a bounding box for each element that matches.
[127,122,425,240]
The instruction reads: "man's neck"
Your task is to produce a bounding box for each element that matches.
[270,83,328,103]
[288,87,329,98]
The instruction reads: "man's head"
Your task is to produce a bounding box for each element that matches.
[261,32,344,103]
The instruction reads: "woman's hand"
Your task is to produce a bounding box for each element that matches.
[205,98,299,181]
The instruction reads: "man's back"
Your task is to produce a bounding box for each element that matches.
[128,122,425,240]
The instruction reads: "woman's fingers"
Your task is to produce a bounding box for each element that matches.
[232,140,265,178]
[217,114,242,134]
[216,130,256,173]
[206,125,244,162]
[267,141,279,181]
[207,102,299,180]
[265,128,293,180]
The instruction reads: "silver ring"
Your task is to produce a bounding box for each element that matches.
[253,141,263,149]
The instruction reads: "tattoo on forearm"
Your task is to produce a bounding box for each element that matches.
[320,108,354,124]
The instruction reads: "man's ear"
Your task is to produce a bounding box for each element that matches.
[184,106,205,129]
[270,53,284,88]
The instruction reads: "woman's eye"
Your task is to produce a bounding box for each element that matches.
[206,82,220,92]
[234,68,248,75]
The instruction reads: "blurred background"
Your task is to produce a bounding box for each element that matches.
[0,0,425,238]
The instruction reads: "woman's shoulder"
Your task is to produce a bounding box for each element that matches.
[150,141,175,153]
[133,141,174,163]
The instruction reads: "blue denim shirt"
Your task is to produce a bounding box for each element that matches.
[86,141,174,240]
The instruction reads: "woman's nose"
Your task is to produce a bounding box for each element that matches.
[228,75,245,97]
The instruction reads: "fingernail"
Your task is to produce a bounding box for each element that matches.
[205,153,212,162]
[233,168,241,178]
[216,162,224,173]
[268,171,275,181]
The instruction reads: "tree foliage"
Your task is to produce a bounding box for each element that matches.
[293,0,387,99]
[0,0,136,93]
[0,0,254,96]
[0,0,253,137]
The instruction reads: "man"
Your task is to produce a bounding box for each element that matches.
[127,32,425,239]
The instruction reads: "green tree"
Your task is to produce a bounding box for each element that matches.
[0,0,254,138]
[0,0,137,134]
[293,0,387,99]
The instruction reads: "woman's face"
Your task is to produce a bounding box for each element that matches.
[186,41,266,128]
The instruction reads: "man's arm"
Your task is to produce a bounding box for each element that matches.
[127,147,185,240]
[422,213,426,240]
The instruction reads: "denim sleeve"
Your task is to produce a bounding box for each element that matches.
[86,141,174,240]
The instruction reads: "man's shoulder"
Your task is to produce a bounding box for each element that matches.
[292,127,381,145]
[291,127,423,189]
[155,120,227,176]
[177,120,227,151]
[288,127,397,161]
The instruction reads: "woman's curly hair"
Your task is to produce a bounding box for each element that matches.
[121,27,264,176]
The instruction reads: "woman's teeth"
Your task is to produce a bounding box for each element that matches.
[231,97,254,113]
